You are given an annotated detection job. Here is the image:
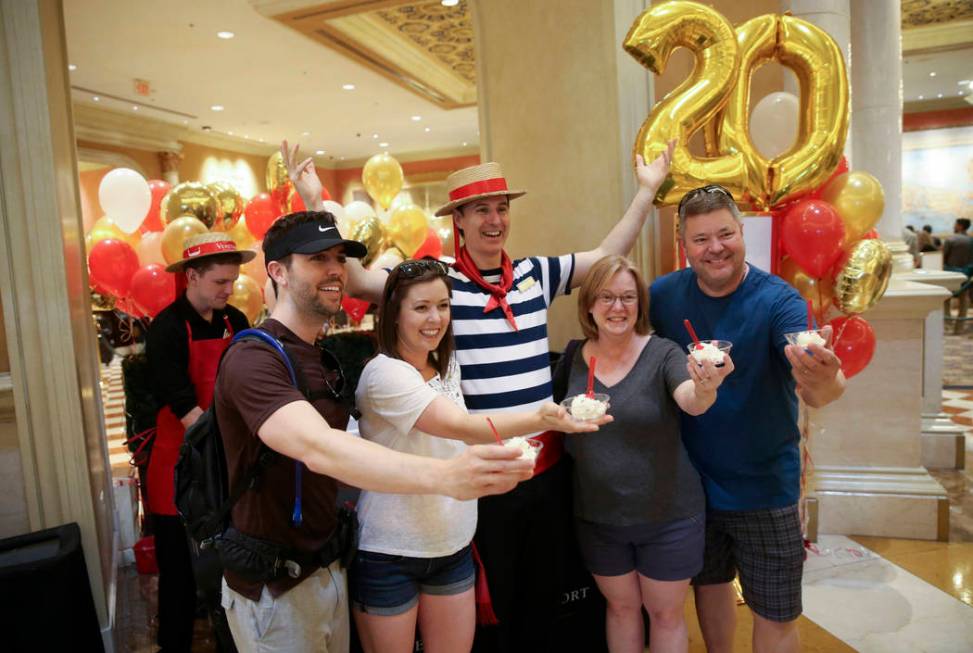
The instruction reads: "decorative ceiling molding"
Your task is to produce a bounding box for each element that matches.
[76,148,143,175]
[902,0,973,28]
[260,0,476,109]
[72,103,185,153]
[902,18,973,53]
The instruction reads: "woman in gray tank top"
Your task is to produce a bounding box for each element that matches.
[555,255,733,653]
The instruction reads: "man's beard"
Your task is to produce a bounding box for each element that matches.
[292,278,338,319]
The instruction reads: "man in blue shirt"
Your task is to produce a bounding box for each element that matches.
[649,185,845,653]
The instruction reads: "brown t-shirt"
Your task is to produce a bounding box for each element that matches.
[215,319,349,600]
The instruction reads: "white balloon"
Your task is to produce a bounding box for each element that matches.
[344,200,376,224]
[98,168,151,234]
[749,92,799,159]
[368,247,405,271]
[321,200,345,222]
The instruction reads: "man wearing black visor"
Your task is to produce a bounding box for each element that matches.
[213,211,534,653]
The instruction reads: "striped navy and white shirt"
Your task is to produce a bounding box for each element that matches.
[447,255,575,423]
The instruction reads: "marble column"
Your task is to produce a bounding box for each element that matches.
[786,0,951,539]
[902,269,968,469]
[472,0,652,349]
[812,281,950,540]
[159,150,182,186]
[849,0,914,272]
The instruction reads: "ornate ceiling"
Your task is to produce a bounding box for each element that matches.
[262,0,476,109]
[901,0,973,28]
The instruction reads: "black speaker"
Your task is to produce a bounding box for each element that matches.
[0,522,104,652]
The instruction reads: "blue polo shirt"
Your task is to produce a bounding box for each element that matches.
[649,265,807,511]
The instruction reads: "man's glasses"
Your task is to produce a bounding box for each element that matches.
[677,184,735,218]
[595,292,639,307]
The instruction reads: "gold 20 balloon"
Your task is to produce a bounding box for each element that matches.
[206,182,244,230]
[833,239,892,315]
[362,153,404,211]
[160,182,223,229]
[624,1,746,205]
[625,4,849,209]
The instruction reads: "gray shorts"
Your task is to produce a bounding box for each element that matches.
[575,514,705,581]
[692,504,805,622]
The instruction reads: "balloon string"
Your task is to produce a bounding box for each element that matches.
[799,399,815,545]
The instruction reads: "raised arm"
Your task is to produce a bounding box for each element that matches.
[572,140,675,287]
[258,399,533,501]
[414,396,609,445]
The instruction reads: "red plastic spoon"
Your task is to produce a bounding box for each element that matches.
[684,319,703,350]
[486,417,503,446]
[806,299,814,331]
[586,356,597,397]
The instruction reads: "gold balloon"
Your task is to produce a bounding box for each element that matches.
[710,14,849,209]
[820,171,885,245]
[86,216,140,251]
[161,216,209,264]
[833,239,892,314]
[227,216,257,250]
[266,151,292,200]
[160,182,223,229]
[769,16,849,207]
[624,2,747,206]
[386,205,429,257]
[206,182,244,230]
[227,274,264,324]
[362,153,404,210]
[350,215,385,266]
[778,256,834,320]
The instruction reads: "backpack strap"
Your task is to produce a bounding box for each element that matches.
[552,339,583,405]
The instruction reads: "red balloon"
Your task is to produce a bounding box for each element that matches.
[780,200,846,279]
[115,296,146,319]
[245,193,281,239]
[412,228,443,260]
[141,180,171,233]
[289,188,333,213]
[88,238,140,298]
[129,264,176,317]
[341,296,370,324]
[828,315,876,379]
[861,229,879,240]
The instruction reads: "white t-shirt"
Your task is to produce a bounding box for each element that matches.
[354,353,475,557]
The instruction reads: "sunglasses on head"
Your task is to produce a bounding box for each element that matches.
[385,259,450,300]
[677,184,735,219]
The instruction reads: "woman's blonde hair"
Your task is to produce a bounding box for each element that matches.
[577,255,650,340]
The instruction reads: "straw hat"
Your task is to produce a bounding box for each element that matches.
[434,162,526,217]
[165,232,256,273]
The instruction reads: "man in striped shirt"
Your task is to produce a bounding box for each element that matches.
[283,140,673,650]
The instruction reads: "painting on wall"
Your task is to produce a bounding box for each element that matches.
[902,125,973,234]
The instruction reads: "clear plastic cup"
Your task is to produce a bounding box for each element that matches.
[687,340,732,367]
[560,393,610,421]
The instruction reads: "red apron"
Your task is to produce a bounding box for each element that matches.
[146,316,233,516]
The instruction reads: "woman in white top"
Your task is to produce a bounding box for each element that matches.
[352,259,606,653]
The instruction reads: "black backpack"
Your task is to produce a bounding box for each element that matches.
[174,328,301,550]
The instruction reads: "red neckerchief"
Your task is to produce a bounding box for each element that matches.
[451,218,518,331]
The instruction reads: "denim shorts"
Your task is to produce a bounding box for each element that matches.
[349,545,475,616]
[575,513,705,581]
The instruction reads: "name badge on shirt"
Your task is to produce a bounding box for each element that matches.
[517,277,536,293]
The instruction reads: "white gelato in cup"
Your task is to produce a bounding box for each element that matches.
[505,436,542,462]
[560,393,610,421]
[687,340,732,366]
[784,329,827,350]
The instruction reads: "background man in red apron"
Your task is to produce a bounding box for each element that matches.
[146,233,253,652]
